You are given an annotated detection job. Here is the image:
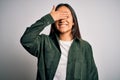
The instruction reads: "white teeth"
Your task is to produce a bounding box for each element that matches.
[60,24,67,25]
[59,24,68,26]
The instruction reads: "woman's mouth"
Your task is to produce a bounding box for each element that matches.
[58,22,68,27]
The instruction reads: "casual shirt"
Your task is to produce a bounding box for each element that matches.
[53,40,73,80]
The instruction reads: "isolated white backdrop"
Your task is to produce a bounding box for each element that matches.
[0,0,120,80]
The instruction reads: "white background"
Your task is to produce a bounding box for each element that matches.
[0,0,120,80]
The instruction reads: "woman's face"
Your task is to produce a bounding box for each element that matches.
[55,6,74,34]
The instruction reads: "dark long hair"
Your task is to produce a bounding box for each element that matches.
[49,3,81,39]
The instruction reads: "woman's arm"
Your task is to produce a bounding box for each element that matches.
[20,6,68,57]
[20,14,54,57]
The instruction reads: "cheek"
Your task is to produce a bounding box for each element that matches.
[68,17,74,24]
[55,22,58,27]
[68,19,74,26]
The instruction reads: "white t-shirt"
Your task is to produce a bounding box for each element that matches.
[53,40,73,80]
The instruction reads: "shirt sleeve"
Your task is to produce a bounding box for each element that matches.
[20,14,54,57]
[85,42,99,80]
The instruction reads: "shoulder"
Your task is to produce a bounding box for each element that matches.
[39,34,55,43]
[77,39,93,52]
[79,39,94,58]
[39,34,50,40]
[79,39,92,47]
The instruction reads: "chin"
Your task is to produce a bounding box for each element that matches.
[59,30,72,34]
[57,30,65,33]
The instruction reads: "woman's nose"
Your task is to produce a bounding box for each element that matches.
[59,19,66,23]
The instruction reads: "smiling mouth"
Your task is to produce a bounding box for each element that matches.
[59,24,68,26]
[58,22,68,27]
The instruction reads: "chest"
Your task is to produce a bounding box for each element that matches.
[43,39,86,69]
[39,39,87,79]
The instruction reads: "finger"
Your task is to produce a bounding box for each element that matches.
[51,5,56,12]
[60,11,69,15]
[59,15,68,20]
[60,16,68,19]
[60,12,69,18]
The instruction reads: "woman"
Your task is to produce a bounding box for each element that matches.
[20,3,98,80]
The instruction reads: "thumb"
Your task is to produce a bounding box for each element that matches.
[51,5,56,12]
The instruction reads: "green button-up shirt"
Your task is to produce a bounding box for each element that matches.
[20,14,98,80]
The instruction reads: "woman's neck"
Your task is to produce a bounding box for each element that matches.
[59,33,73,41]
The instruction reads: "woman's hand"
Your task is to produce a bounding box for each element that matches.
[50,6,68,21]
